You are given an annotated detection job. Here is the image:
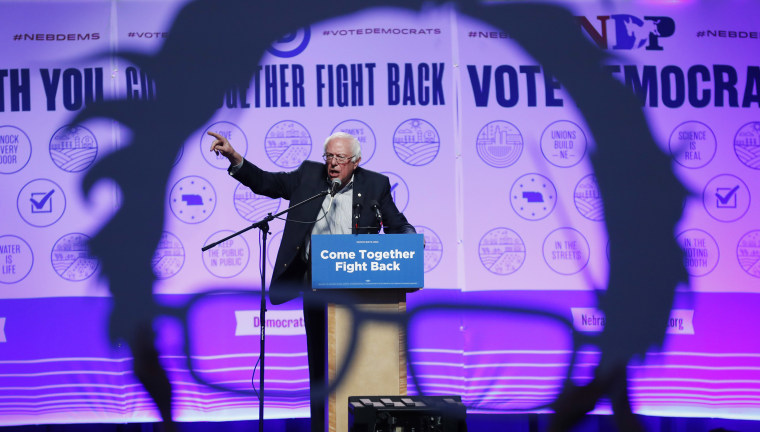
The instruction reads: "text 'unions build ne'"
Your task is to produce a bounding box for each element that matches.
[320,249,416,273]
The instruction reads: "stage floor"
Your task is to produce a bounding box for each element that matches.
[3,414,760,432]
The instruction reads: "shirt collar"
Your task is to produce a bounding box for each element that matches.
[336,175,355,195]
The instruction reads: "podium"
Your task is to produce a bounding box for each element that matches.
[311,234,424,432]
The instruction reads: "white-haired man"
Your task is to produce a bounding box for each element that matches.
[209,130,415,432]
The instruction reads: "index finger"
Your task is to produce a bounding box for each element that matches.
[207,131,225,141]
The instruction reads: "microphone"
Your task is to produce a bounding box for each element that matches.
[329,178,342,197]
[370,200,382,227]
[353,202,362,231]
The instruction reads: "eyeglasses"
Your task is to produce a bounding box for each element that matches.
[157,288,587,412]
[323,153,354,164]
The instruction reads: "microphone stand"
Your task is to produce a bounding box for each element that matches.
[202,188,331,432]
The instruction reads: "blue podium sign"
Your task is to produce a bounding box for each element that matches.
[311,234,424,289]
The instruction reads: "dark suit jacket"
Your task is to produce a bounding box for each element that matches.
[233,160,415,304]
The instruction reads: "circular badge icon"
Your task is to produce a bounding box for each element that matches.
[737,230,760,278]
[510,173,557,221]
[202,121,248,169]
[17,178,66,227]
[152,231,185,279]
[380,172,410,213]
[540,120,587,168]
[0,235,34,284]
[0,125,32,174]
[331,120,376,164]
[233,183,282,222]
[264,120,312,168]
[416,226,442,272]
[49,124,98,172]
[169,176,216,224]
[669,121,716,169]
[676,229,719,277]
[702,174,750,222]
[478,228,526,275]
[734,122,760,170]
[51,233,98,281]
[475,120,523,168]
[542,228,590,275]
[392,119,440,166]
[574,174,604,221]
[267,26,310,58]
[202,230,250,278]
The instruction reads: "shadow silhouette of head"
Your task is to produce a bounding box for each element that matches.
[72,0,688,425]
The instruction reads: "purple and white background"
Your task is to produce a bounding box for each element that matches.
[1,0,760,426]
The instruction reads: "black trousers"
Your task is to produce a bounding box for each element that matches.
[303,300,326,432]
[287,256,326,432]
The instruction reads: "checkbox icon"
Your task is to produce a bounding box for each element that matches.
[715,185,739,209]
[703,175,749,223]
[30,189,55,213]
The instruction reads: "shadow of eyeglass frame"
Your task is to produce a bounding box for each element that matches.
[156,288,587,411]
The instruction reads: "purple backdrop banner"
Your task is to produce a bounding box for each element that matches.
[0,0,759,426]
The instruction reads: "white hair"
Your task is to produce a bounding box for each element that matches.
[323,131,362,162]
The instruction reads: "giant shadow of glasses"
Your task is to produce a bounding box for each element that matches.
[157,288,588,413]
